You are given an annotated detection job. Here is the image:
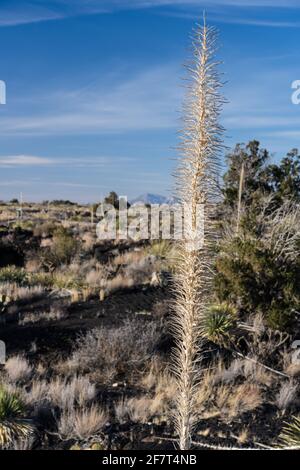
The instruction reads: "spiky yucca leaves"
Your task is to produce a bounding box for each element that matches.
[0,386,32,448]
[171,20,224,449]
[279,416,300,448]
[0,294,9,314]
[201,303,236,345]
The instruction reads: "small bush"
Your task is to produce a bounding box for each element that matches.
[64,320,160,383]
[0,267,29,285]
[42,228,78,269]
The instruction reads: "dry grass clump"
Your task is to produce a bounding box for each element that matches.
[105,274,135,294]
[24,375,96,411]
[212,359,244,384]
[116,364,196,427]
[209,382,262,421]
[85,269,106,288]
[115,371,175,425]
[4,356,33,383]
[194,363,264,422]
[60,320,160,384]
[227,383,263,418]
[0,283,45,302]
[113,250,144,267]
[48,375,96,409]
[57,405,107,441]
[19,307,66,325]
[115,397,154,424]
[275,381,298,412]
[242,360,274,387]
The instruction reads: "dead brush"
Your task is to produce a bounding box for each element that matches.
[58,320,160,384]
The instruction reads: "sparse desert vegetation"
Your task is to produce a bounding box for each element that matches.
[0,13,300,455]
[0,137,299,451]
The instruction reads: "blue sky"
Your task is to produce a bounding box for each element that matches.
[0,0,300,202]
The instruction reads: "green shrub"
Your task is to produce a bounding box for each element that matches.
[215,237,300,330]
[0,266,29,285]
[42,227,78,269]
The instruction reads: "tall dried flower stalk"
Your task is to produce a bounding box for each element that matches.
[171,19,225,450]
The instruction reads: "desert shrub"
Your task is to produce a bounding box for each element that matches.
[0,386,32,448]
[0,266,29,285]
[65,320,160,383]
[51,271,82,290]
[104,191,119,209]
[215,235,300,329]
[42,227,78,269]
[219,141,300,330]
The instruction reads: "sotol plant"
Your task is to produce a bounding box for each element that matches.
[279,416,300,448]
[171,19,224,450]
[0,387,33,448]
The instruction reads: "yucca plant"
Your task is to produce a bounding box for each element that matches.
[201,303,236,345]
[0,294,9,314]
[171,18,224,449]
[0,386,33,448]
[279,416,300,448]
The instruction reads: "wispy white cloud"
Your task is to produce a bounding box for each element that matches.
[0,64,182,135]
[0,155,54,166]
[1,0,300,27]
[0,154,134,168]
[165,9,300,27]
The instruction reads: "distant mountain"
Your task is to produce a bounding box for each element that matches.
[130,193,179,206]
